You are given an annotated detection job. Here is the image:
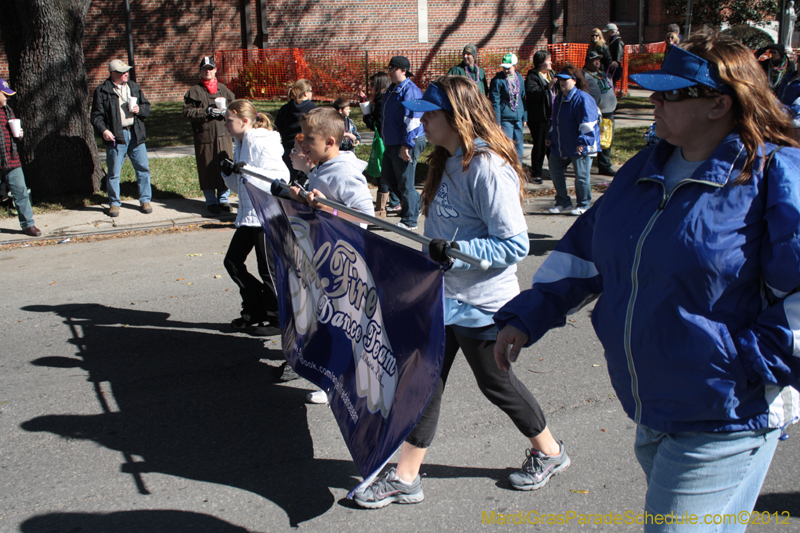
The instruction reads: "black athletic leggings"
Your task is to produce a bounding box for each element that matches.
[405,324,548,448]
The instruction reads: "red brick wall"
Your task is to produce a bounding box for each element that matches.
[263,0,554,51]
[0,0,670,101]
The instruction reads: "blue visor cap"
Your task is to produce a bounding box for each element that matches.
[401,83,454,113]
[630,46,727,92]
[555,72,575,80]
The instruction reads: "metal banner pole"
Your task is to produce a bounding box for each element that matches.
[233,164,490,271]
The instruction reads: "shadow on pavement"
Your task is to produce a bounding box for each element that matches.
[21,510,257,533]
[19,303,359,528]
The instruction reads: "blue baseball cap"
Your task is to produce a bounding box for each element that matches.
[401,83,453,113]
[630,46,727,92]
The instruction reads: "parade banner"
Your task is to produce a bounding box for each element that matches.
[246,182,445,488]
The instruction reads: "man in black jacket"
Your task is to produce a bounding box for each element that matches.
[603,24,624,84]
[91,59,152,217]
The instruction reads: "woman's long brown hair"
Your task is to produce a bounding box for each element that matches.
[420,76,527,216]
[683,32,798,183]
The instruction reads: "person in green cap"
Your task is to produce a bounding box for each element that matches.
[490,52,526,159]
[447,44,488,95]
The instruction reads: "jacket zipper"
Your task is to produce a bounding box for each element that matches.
[625,176,725,423]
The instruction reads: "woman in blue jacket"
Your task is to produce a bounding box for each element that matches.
[494,34,800,532]
[546,63,599,216]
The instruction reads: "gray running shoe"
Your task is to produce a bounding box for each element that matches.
[353,467,424,509]
[508,442,570,491]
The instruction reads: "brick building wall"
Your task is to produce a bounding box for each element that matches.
[0,0,670,102]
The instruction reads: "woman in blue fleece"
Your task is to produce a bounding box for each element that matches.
[495,34,800,532]
[354,76,569,509]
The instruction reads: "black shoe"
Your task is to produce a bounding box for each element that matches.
[219,203,232,212]
[249,321,281,337]
[230,317,251,331]
[531,177,543,185]
[208,204,222,215]
[598,168,617,177]
[277,362,300,382]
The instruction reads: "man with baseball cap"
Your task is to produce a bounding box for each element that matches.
[0,79,42,237]
[183,56,235,214]
[90,59,152,217]
[603,23,624,84]
[489,52,526,159]
[381,55,426,231]
[447,44,488,95]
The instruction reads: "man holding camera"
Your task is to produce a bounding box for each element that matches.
[183,56,235,214]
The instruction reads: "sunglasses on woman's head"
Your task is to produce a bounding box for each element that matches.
[659,85,722,102]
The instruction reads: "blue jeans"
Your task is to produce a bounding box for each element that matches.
[635,425,780,533]
[381,135,426,226]
[2,166,35,229]
[501,119,524,159]
[548,154,592,209]
[105,128,151,206]
[203,188,231,205]
[376,181,400,208]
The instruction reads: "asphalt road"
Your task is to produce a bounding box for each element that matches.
[1,198,798,533]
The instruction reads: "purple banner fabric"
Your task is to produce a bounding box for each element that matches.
[246,182,445,483]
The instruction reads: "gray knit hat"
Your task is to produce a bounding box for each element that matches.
[462,44,478,58]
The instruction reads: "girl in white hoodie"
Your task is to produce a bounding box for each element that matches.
[222,99,290,336]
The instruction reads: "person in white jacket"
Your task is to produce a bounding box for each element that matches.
[222,99,289,336]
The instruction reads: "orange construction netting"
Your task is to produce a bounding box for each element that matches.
[215,42,663,103]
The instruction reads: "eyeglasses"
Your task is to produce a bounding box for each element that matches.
[658,85,722,102]
[290,148,299,156]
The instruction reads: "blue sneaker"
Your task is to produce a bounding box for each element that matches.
[354,468,424,509]
[508,442,570,490]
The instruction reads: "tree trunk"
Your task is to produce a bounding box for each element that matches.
[0,0,104,197]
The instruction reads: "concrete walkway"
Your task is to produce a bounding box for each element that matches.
[0,89,654,245]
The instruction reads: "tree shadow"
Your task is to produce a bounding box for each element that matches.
[20,303,359,527]
[753,492,800,517]
[528,232,559,256]
[21,510,257,533]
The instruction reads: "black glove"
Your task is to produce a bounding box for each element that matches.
[429,239,460,263]
[221,158,244,175]
[213,109,226,121]
[270,179,286,197]
[205,106,216,119]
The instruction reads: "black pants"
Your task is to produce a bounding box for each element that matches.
[405,324,548,449]
[223,225,279,323]
[528,120,550,177]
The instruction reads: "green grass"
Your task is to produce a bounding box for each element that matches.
[5,97,647,219]
[615,95,654,110]
[97,99,369,150]
[611,126,649,165]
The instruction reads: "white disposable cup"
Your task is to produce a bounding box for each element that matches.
[128,96,137,108]
[359,101,372,115]
[8,119,21,137]
[215,97,227,110]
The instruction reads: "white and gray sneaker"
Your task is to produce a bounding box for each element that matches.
[306,389,328,404]
[353,467,424,509]
[508,442,570,490]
